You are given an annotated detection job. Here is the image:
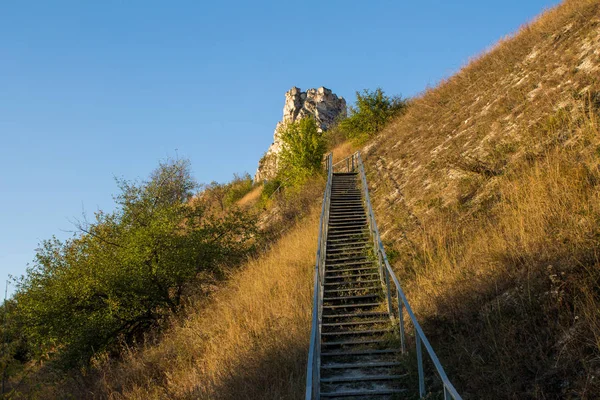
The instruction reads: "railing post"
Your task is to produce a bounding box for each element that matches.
[397,295,406,354]
[416,333,425,398]
[383,269,393,315]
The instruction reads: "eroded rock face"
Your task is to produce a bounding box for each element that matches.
[255,87,346,182]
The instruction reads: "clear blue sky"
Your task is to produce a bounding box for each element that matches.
[0,0,561,294]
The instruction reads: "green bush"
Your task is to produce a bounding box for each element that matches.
[278,117,327,187]
[224,173,254,207]
[14,159,257,367]
[339,88,407,141]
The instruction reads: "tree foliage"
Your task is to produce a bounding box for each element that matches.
[278,117,327,187]
[202,173,254,212]
[14,159,257,367]
[339,88,406,141]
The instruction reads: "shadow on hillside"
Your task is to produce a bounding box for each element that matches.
[413,248,600,400]
[185,334,308,400]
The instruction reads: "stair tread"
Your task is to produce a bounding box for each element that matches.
[324,279,380,286]
[321,337,389,346]
[326,235,369,242]
[321,374,404,383]
[321,349,400,357]
[323,294,379,301]
[322,361,401,369]
[326,261,371,269]
[323,303,381,310]
[322,311,389,319]
[326,257,369,264]
[322,319,389,327]
[325,272,379,280]
[324,286,380,294]
[322,328,391,337]
[320,388,406,397]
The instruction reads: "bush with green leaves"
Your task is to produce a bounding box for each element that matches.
[223,173,253,207]
[14,159,257,367]
[339,88,407,141]
[278,117,327,187]
[202,173,254,212]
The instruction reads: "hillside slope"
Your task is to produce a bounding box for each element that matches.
[19,2,600,399]
[365,0,600,397]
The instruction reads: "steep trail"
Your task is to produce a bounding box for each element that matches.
[320,172,405,398]
[306,153,461,399]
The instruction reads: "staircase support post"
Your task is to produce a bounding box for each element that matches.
[398,295,407,354]
[416,333,426,397]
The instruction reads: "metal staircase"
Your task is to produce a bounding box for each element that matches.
[306,153,462,400]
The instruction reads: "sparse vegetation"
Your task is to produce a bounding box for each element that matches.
[338,88,407,142]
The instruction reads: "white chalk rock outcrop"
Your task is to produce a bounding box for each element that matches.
[255,87,346,182]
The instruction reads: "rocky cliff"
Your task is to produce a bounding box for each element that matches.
[255,87,346,182]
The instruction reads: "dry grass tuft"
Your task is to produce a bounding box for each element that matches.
[236,185,263,208]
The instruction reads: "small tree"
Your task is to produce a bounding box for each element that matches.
[339,88,406,141]
[14,159,257,367]
[278,117,327,187]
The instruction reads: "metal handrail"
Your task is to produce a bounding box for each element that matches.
[355,151,462,400]
[305,152,333,400]
[306,151,460,399]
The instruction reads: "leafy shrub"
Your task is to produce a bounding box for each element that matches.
[14,159,257,367]
[224,173,254,207]
[202,173,254,212]
[278,117,327,187]
[339,88,407,142]
[262,179,282,199]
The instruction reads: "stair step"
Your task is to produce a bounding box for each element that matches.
[326,248,368,255]
[321,328,390,337]
[320,374,404,383]
[323,303,381,310]
[328,226,367,232]
[320,388,406,398]
[322,311,389,319]
[328,221,367,226]
[321,337,388,346]
[325,272,378,280]
[327,246,370,254]
[324,286,380,294]
[328,216,366,221]
[327,229,368,236]
[326,256,369,264]
[326,235,369,242]
[322,361,401,369]
[323,294,379,302]
[325,260,373,269]
[324,279,380,286]
[321,348,400,357]
[322,319,389,327]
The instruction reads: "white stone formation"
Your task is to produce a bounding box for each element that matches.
[255,86,346,182]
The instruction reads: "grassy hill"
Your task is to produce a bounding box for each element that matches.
[9,1,600,398]
[365,0,600,397]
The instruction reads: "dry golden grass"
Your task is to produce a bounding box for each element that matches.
[68,207,318,399]
[236,185,263,208]
[363,0,600,397]
[331,141,356,164]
